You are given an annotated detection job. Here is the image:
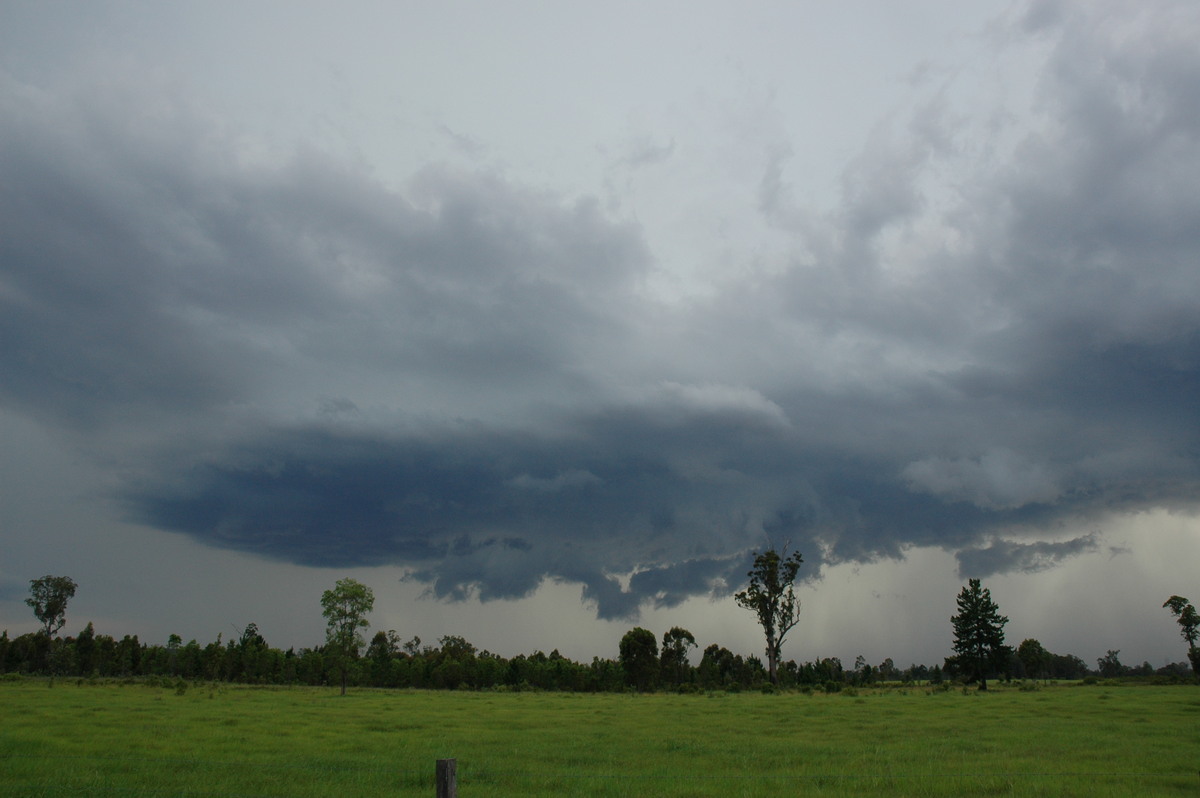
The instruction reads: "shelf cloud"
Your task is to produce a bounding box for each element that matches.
[2,1,1199,657]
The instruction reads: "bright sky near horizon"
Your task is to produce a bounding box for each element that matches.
[2,0,1199,670]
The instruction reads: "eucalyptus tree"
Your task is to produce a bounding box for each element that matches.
[660,626,696,687]
[735,548,803,685]
[26,575,77,638]
[1163,595,1200,675]
[618,627,659,691]
[320,578,375,695]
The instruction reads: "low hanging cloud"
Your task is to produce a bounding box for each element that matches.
[901,450,1063,511]
[956,534,1103,579]
[4,2,1200,620]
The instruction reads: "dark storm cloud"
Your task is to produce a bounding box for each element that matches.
[124,382,828,619]
[121,388,1169,619]
[627,556,749,609]
[0,76,649,430]
[6,2,1200,621]
[0,92,250,425]
[956,534,1101,579]
[0,578,26,604]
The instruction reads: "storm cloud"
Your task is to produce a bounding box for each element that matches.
[3,1,1200,628]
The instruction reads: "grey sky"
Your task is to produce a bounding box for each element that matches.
[2,0,1199,669]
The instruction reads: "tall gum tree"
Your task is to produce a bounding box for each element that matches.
[735,548,803,686]
[660,626,696,687]
[1163,596,1200,676]
[320,578,375,695]
[26,575,77,638]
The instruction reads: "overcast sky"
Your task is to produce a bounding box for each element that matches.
[3,0,1199,671]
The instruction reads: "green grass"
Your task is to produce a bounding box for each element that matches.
[1,679,1197,796]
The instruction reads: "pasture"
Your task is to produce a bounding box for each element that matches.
[1,678,1196,796]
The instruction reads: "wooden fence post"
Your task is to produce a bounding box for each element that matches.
[436,758,457,798]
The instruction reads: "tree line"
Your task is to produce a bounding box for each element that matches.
[5,563,1197,692]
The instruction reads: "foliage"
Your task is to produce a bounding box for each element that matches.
[734,547,804,684]
[320,578,375,695]
[696,643,765,689]
[618,627,659,691]
[1096,649,1126,678]
[1016,638,1050,680]
[1162,596,1199,646]
[8,573,1179,693]
[949,578,1008,690]
[660,627,696,687]
[7,613,1188,692]
[25,576,78,638]
[1163,595,1200,676]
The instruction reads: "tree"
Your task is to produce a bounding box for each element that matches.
[438,635,477,662]
[1097,649,1125,678]
[1163,596,1199,646]
[618,627,659,691]
[366,630,400,661]
[1161,595,1200,676]
[320,578,375,695]
[26,575,78,638]
[1016,638,1051,682]
[1163,596,1200,676]
[366,630,402,687]
[734,547,803,685]
[237,623,269,682]
[660,626,696,687]
[75,622,97,675]
[166,633,182,676]
[950,578,1009,691]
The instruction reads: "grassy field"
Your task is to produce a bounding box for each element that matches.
[1,678,1197,797]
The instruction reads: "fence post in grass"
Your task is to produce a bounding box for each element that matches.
[436,758,457,798]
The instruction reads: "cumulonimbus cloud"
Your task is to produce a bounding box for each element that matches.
[4,2,1200,620]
